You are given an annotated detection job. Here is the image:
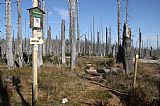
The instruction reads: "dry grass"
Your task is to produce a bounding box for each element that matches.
[0,57,159,105]
[0,61,114,105]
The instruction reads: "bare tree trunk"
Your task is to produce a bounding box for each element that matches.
[42,0,46,56]
[108,26,112,55]
[122,23,133,74]
[38,41,43,67]
[37,1,43,67]
[93,16,95,55]
[6,0,14,69]
[69,0,76,70]
[101,21,104,56]
[97,32,100,55]
[76,0,80,55]
[47,26,52,55]
[61,20,66,64]
[90,22,93,55]
[139,28,142,58]
[17,0,23,67]
[106,27,108,56]
[117,0,121,46]
[157,35,159,58]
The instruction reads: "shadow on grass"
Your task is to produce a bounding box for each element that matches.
[12,75,30,106]
[0,75,10,106]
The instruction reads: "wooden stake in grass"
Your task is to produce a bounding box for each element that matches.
[133,54,139,88]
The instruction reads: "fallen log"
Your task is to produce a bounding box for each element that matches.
[85,69,99,76]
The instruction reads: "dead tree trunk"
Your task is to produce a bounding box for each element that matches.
[101,21,104,56]
[76,0,80,56]
[69,0,76,69]
[93,16,95,55]
[61,20,66,64]
[106,27,108,56]
[117,0,121,46]
[42,0,46,56]
[37,0,43,67]
[139,28,142,58]
[97,32,100,55]
[90,22,93,55]
[108,26,112,55]
[84,34,86,55]
[17,0,23,67]
[122,23,133,74]
[6,0,14,69]
[157,35,159,58]
[47,26,52,55]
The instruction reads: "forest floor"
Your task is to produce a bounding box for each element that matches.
[0,57,159,106]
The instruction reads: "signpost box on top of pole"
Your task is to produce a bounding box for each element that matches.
[28,6,45,105]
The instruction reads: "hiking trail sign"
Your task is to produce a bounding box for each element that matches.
[28,7,45,29]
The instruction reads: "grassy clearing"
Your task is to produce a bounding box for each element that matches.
[0,57,159,105]
[0,60,113,105]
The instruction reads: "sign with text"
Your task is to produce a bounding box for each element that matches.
[28,7,45,29]
[30,37,43,45]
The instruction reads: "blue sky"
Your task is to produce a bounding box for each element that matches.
[0,0,160,48]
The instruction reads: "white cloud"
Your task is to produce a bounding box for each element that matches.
[53,7,69,20]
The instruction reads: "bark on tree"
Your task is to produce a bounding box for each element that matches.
[17,0,23,67]
[108,26,112,55]
[93,16,95,55]
[69,0,76,69]
[47,26,52,55]
[6,0,14,69]
[42,0,46,56]
[106,27,108,56]
[37,0,43,67]
[61,20,66,64]
[97,32,100,55]
[139,28,142,58]
[117,0,121,46]
[122,23,133,74]
[76,0,80,55]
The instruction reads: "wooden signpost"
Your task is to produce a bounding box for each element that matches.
[28,5,45,105]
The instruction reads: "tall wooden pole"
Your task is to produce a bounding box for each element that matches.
[6,0,14,69]
[17,0,23,67]
[32,0,38,105]
[69,0,76,69]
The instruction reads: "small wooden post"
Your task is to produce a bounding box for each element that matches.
[133,54,139,88]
